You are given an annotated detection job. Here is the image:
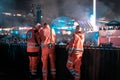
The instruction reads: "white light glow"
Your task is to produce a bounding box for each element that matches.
[2,12,12,16]
[90,14,98,31]
[3,28,11,31]
[93,0,96,26]
[0,28,2,31]
[16,14,22,16]
[90,0,98,31]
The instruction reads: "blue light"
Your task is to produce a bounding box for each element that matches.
[21,34,26,39]
[95,32,99,38]
[10,30,14,34]
[14,30,19,34]
[50,16,75,34]
[10,30,19,34]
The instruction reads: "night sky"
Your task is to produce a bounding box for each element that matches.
[0,0,120,21]
[0,0,31,12]
[0,0,119,11]
[100,0,120,15]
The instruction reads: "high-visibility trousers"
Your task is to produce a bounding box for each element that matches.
[66,52,83,80]
[28,52,40,76]
[41,45,56,80]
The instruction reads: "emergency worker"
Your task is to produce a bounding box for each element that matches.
[26,23,41,79]
[66,25,85,80]
[39,23,56,80]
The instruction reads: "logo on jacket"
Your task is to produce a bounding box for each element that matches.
[27,31,32,39]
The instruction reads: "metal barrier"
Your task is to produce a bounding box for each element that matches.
[0,43,29,80]
[55,45,120,80]
[0,43,120,80]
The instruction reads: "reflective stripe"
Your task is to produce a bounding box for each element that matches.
[75,73,79,76]
[68,48,83,52]
[51,71,56,75]
[27,42,36,44]
[31,72,37,75]
[67,60,72,63]
[31,70,37,72]
[27,42,39,48]
[51,69,56,75]
[31,70,37,75]
[42,70,47,72]
[41,42,55,45]
[51,69,56,71]
[41,43,55,48]
[69,69,75,74]
[73,48,83,51]
[42,70,47,76]
[43,73,47,76]
[74,73,80,79]
[75,76,79,79]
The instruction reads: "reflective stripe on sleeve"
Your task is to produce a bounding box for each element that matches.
[67,60,73,64]
[69,69,76,75]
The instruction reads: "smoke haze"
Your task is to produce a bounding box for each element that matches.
[0,0,120,26]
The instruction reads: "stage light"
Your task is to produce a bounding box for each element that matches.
[14,30,19,34]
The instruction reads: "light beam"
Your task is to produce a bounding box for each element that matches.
[92,0,98,31]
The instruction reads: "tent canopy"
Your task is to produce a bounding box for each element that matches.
[105,20,120,26]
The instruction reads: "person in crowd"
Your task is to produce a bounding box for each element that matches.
[66,25,85,80]
[39,23,56,80]
[26,23,41,79]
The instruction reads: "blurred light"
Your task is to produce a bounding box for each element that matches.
[58,20,65,22]
[41,16,43,18]
[16,14,22,16]
[23,15,26,17]
[10,30,19,34]
[57,31,60,34]
[2,12,12,16]
[95,32,99,38]
[0,28,2,31]
[89,0,98,31]
[21,34,26,39]
[90,14,98,31]
[3,28,11,31]
[51,16,77,34]
[93,0,96,26]
[74,21,79,26]
[67,31,72,35]
[15,30,19,34]
[10,31,14,34]
[13,14,16,16]
[50,16,77,43]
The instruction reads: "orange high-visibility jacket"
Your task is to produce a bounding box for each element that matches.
[39,27,56,45]
[26,28,40,52]
[67,32,85,52]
